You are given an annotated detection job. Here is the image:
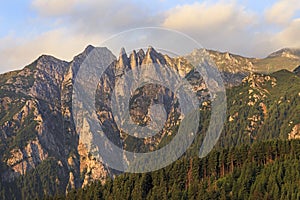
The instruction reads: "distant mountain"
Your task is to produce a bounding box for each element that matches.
[188,48,300,76]
[253,48,300,73]
[187,49,254,87]
[188,47,300,83]
[0,46,299,199]
[197,48,300,74]
[205,49,254,73]
[267,48,300,58]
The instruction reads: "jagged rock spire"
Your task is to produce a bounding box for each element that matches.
[130,50,138,69]
[143,46,166,65]
[116,47,130,76]
[137,49,145,65]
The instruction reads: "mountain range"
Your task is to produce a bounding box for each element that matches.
[0,46,300,199]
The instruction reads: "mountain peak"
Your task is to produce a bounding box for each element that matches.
[116,46,167,73]
[37,54,62,62]
[84,45,95,53]
[129,50,138,68]
[147,45,154,51]
[119,47,128,58]
[34,54,69,69]
[116,47,130,75]
[268,48,300,59]
[143,46,166,65]
[33,54,69,78]
[137,49,145,58]
[146,45,157,55]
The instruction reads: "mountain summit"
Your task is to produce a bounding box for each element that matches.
[267,48,300,59]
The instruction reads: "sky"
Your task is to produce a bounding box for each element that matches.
[0,0,300,73]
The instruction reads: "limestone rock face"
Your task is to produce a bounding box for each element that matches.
[5,138,48,181]
[289,124,300,140]
[0,46,99,195]
[78,142,109,187]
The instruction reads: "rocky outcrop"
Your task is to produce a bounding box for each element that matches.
[4,138,48,181]
[242,73,276,99]
[78,142,109,187]
[186,49,253,86]
[288,124,300,140]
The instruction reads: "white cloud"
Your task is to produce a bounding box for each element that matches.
[265,0,300,25]
[162,1,260,57]
[31,0,79,16]
[0,29,102,73]
[273,18,300,47]
[31,0,162,33]
[160,1,300,58]
[163,2,253,32]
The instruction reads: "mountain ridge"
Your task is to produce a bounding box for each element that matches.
[1,46,300,77]
[267,48,300,58]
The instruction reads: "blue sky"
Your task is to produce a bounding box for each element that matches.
[0,1,30,37]
[0,0,300,73]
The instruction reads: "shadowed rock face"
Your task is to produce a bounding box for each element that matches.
[0,46,97,195]
[294,65,300,76]
[94,46,199,154]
